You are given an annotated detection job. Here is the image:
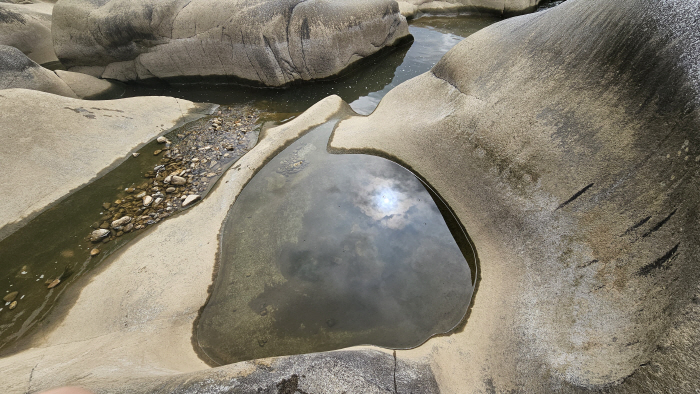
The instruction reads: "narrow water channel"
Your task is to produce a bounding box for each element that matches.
[1,14,498,356]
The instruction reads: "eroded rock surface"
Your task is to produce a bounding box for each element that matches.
[332,0,700,391]
[52,0,410,86]
[0,1,56,64]
[0,88,214,241]
[397,0,543,18]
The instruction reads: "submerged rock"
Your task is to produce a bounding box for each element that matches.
[3,291,18,303]
[46,279,60,289]
[332,0,700,390]
[90,229,110,242]
[110,216,131,229]
[52,0,410,86]
[170,176,186,185]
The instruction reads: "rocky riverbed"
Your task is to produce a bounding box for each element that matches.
[86,106,260,248]
[0,104,260,339]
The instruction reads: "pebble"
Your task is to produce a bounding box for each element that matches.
[8,301,17,310]
[3,291,18,302]
[157,136,168,143]
[90,248,100,256]
[143,195,153,206]
[124,223,134,232]
[136,191,146,198]
[111,216,132,228]
[182,195,201,207]
[102,202,111,210]
[171,176,187,185]
[166,187,176,193]
[47,279,61,289]
[90,229,110,242]
[132,153,140,158]
[153,150,162,156]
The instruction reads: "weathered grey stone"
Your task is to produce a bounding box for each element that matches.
[52,0,411,86]
[0,2,56,64]
[0,45,76,97]
[110,216,131,229]
[331,0,700,391]
[90,229,110,242]
[111,350,439,394]
[54,69,124,99]
[0,88,215,241]
[397,0,543,18]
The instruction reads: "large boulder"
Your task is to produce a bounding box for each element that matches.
[0,1,57,64]
[52,0,411,86]
[331,0,700,391]
[0,88,214,241]
[0,44,76,97]
[397,0,543,18]
[0,44,123,98]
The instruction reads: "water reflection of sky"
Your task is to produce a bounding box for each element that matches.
[197,121,473,365]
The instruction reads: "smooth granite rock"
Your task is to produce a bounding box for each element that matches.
[0,44,76,96]
[0,88,214,241]
[397,0,543,18]
[52,0,410,86]
[54,69,123,99]
[331,0,700,391]
[0,1,56,64]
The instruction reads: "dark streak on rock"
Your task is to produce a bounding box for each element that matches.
[0,8,26,25]
[623,216,652,235]
[556,183,594,210]
[637,243,680,276]
[393,350,398,394]
[642,209,677,238]
[579,259,599,268]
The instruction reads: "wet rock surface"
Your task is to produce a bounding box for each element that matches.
[52,0,410,86]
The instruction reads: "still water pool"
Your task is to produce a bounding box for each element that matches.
[196,120,475,365]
